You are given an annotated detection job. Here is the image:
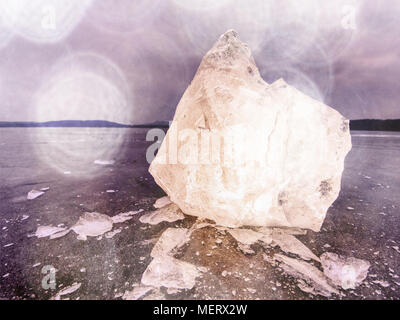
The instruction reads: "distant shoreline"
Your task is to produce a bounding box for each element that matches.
[0,120,170,129]
[0,119,399,131]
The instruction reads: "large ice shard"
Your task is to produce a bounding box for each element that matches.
[149,30,351,231]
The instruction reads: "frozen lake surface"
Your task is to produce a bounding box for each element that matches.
[0,128,399,299]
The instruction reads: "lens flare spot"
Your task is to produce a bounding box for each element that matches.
[33,52,132,177]
[0,0,92,43]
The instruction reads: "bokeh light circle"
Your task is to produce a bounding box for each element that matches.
[0,0,92,43]
[34,52,132,177]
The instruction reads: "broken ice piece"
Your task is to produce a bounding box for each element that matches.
[270,233,320,262]
[105,228,122,239]
[320,252,370,290]
[111,209,143,224]
[273,254,339,297]
[227,228,264,245]
[141,256,200,289]
[151,228,190,258]
[142,289,166,300]
[122,285,153,300]
[139,203,185,225]
[49,229,71,240]
[153,196,172,209]
[167,287,181,295]
[149,30,352,232]
[52,282,81,300]
[35,225,68,238]
[372,280,390,288]
[27,190,44,200]
[71,212,113,240]
[40,187,50,191]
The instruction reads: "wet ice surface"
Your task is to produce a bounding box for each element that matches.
[0,128,399,300]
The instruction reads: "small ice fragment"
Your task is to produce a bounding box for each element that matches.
[21,215,29,221]
[221,270,228,277]
[35,225,67,238]
[151,228,190,258]
[141,256,200,289]
[320,252,370,290]
[247,288,257,294]
[372,280,390,288]
[142,288,166,300]
[105,228,122,239]
[71,212,113,240]
[270,232,320,262]
[63,171,71,175]
[122,285,153,300]
[50,229,71,239]
[227,228,264,245]
[32,263,41,268]
[167,288,181,295]
[392,246,400,254]
[153,196,172,209]
[106,190,116,193]
[3,243,14,248]
[40,187,50,191]
[3,273,10,278]
[274,254,339,297]
[94,160,115,166]
[346,207,354,211]
[139,204,185,225]
[111,209,143,224]
[27,190,44,200]
[52,283,81,300]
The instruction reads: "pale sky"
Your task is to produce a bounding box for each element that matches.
[0,0,399,124]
